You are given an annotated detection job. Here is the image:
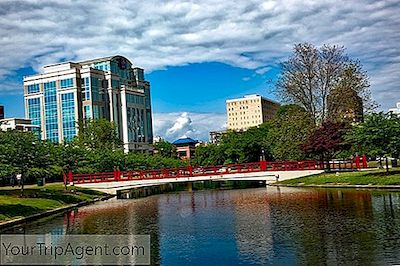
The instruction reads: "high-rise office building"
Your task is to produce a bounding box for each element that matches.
[0,105,4,119]
[226,94,280,131]
[23,55,153,152]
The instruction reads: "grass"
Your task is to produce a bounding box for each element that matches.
[0,183,106,222]
[278,169,400,186]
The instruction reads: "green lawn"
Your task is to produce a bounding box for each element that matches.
[278,169,400,186]
[0,183,106,222]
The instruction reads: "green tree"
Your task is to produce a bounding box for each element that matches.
[75,119,122,150]
[153,140,176,158]
[0,130,63,193]
[266,105,315,160]
[193,144,226,166]
[346,112,400,173]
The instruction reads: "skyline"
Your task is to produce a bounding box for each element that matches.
[0,0,399,141]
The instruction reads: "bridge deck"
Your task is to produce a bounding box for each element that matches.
[67,159,367,195]
[76,170,324,195]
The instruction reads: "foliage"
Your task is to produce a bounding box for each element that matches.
[266,104,315,160]
[75,119,122,150]
[301,121,350,161]
[0,127,185,184]
[153,140,176,158]
[194,123,271,166]
[346,112,400,158]
[222,124,271,163]
[276,43,372,124]
[194,144,226,166]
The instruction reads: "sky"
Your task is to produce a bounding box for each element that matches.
[0,0,399,141]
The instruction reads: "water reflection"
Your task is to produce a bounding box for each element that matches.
[2,187,400,265]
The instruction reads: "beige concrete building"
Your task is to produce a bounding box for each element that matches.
[0,118,39,132]
[226,94,280,131]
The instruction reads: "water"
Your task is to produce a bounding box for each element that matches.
[3,187,400,265]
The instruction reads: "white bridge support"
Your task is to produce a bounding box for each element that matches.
[76,170,323,195]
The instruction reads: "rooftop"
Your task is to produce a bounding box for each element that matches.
[226,94,280,105]
[172,137,198,145]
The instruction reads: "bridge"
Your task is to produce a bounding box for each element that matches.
[66,157,368,195]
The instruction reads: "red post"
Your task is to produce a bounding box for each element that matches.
[362,154,368,168]
[114,169,118,181]
[355,155,361,170]
[260,160,267,171]
[162,169,168,178]
[68,170,73,184]
[188,165,193,177]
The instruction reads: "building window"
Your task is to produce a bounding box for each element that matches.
[61,93,76,142]
[60,78,73,89]
[127,94,145,105]
[28,97,41,137]
[44,81,59,142]
[27,84,40,94]
[81,77,90,101]
[84,105,91,120]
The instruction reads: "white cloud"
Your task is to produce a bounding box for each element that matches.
[166,112,193,137]
[153,112,226,142]
[0,0,399,110]
[255,67,271,75]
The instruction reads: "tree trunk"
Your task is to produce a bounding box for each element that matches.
[385,157,390,175]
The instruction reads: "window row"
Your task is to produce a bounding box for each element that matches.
[60,78,74,89]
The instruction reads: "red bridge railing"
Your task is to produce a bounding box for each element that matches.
[65,157,368,185]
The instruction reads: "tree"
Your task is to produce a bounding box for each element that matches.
[221,124,271,164]
[75,119,122,150]
[193,144,225,166]
[0,130,62,194]
[301,121,350,166]
[276,43,372,125]
[153,140,176,158]
[346,112,400,173]
[266,104,315,160]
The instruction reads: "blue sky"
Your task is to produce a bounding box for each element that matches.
[0,0,399,141]
[149,62,279,114]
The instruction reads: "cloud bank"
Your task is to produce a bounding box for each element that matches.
[0,0,399,110]
[153,112,226,142]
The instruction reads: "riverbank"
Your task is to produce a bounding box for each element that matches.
[275,169,400,188]
[0,183,110,227]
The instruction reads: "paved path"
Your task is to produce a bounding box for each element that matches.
[76,170,324,195]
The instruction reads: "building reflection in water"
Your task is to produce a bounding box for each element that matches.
[2,187,400,265]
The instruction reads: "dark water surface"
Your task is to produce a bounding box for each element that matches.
[3,187,400,265]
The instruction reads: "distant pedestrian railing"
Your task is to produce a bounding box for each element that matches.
[64,157,368,185]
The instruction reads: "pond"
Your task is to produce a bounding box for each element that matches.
[3,187,400,265]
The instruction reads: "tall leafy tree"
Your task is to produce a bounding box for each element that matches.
[75,119,122,150]
[266,105,315,160]
[346,112,400,173]
[153,140,176,158]
[276,43,372,125]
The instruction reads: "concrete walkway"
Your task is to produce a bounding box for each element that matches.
[76,170,324,195]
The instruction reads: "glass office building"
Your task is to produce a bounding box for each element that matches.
[23,55,153,152]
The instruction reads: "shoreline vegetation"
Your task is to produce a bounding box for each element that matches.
[277,169,400,187]
[0,183,108,225]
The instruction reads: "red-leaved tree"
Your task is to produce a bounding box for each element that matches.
[301,121,350,165]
